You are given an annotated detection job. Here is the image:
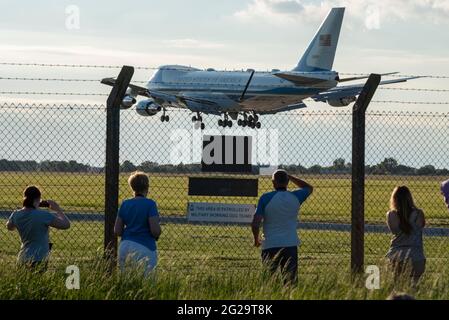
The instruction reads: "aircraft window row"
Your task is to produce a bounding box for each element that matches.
[176,77,244,83]
[158,81,292,89]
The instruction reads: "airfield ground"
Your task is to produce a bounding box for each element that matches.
[1,173,449,299]
[1,172,448,275]
[1,220,449,300]
[0,172,448,224]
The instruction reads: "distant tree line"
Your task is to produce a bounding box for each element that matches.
[0,158,448,176]
[0,160,101,173]
[280,158,449,176]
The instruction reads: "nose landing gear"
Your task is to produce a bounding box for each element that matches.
[192,112,205,130]
[160,108,169,122]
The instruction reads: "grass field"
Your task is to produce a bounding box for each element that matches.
[1,172,448,225]
[1,172,449,299]
[2,219,449,299]
[1,259,449,300]
[1,220,449,273]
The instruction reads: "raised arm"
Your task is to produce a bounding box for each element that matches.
[288,175,314,194]
[6,219,16,231]
[47,200,71,230]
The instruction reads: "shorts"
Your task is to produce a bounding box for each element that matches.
[261,246,298,285]
[118,240,158,276]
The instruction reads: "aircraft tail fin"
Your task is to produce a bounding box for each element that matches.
[293,7,345,72]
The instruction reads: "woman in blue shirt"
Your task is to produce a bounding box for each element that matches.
[114,172,162,276]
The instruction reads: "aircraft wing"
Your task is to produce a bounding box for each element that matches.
[337,72,399,83]
[101,78,151,97]
[257,102,308,115]
[311,76,421,102]
[101,78,206,105]
[101,77,224,113]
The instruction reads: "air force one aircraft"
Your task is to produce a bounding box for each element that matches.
[101,7,419,130]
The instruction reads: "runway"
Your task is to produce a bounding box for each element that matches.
[2,211,449,236]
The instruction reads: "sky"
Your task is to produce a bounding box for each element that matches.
[0,0,449,111]
[0,0,448,168]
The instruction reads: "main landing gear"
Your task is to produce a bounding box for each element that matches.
[237,112,261,129]
[160,108,169,122]
[192,112,205,130]
[189,111,261,130]
[218,114,233,128]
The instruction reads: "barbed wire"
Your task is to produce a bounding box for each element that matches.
[1,77,448,93]
[0,80,441,92]
[2,91,449,106]
[1,62,449,79]
[378,87,449,93]
[0,91,107,96]
[1,102,448,117]
[0,76,101,82]
[0,62,155,70]
[0,77,449,92]
[339,72,449,79]
[0,103,106,110]
[371,100,449,105]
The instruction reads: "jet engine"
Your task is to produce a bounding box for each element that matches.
[136,99,162,116]
[327,96,357,107]
[120,95,136,109]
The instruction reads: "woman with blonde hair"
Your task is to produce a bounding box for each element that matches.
[386,186,426,284]
[114,172,161,276]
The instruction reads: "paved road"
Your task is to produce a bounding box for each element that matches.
[1,211,449,237]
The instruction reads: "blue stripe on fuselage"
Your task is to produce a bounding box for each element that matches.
[147,85,322,97]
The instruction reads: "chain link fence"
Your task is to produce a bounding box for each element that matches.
[364,112,449,273]
[1,102,448,274]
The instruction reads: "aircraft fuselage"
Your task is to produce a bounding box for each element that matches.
[147,65,338,114]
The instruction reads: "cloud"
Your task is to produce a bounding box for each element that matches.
[162,38,225,49]
[0,42,227,68]
[266,0,304,14]
[234,0,449,29]
[234,0,311,25]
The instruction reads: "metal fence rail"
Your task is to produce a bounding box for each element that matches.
[0,101,448,273]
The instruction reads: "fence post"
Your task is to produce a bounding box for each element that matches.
[104,66,134,271]
[351,74,381,274]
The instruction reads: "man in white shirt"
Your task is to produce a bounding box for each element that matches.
[251,170,313,285]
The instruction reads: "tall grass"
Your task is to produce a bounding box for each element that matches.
[1,256,449,300]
